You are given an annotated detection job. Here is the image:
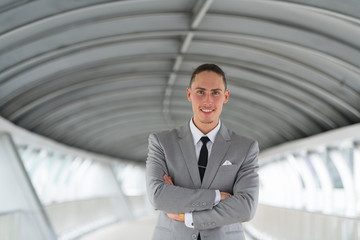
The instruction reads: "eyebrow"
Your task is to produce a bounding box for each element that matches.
[194,87,223,92]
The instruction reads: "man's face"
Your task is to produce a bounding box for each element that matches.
[187,71,229,133]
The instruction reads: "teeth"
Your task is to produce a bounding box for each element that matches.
[202,109,212,112]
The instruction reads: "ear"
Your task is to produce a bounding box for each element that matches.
[223,90,229,104]
[187,88,192,102]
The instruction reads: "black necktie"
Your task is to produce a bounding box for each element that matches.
[198,136,210,182]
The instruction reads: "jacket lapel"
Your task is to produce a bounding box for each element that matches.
[177,124,202,188]
[201,124,231,189]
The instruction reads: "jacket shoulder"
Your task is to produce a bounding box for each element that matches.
[227,129,258,147]
[149,125,184,141]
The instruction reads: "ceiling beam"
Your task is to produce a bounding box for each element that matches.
[162,0,214,125]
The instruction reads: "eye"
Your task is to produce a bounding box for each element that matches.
[213,91,221,96]
[197,90,204,95]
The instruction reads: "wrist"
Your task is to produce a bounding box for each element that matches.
[179,213,185,222]
[184,212,194,228]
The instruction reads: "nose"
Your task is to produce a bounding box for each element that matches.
[203,93,213,106]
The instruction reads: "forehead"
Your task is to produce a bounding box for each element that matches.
[192,71,225,89]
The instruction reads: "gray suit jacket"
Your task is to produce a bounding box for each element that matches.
[146,122,259,240]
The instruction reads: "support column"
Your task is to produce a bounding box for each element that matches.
[308,151,333,214]
[291,154,318,211]
[328,147,356,217]
[109,163,134,220]
[354,142,360,216]
[0,132,56,240]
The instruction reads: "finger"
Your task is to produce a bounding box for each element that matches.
[163,174,174,185]
[168,176,174,185]
[163,174,169,182]
[167,213,177,220]
[163,175,172,185]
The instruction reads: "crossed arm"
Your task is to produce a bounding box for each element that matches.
[163,174,231,222]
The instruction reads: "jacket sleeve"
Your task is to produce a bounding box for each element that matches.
[146,133,216,213]
[192,141,259,230]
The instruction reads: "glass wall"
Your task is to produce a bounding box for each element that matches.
[259,142,359,217]
[246,124,360,240]
[15,144,132,240]
[0,117,150,240]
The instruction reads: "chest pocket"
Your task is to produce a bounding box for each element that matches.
[211,165,239,193]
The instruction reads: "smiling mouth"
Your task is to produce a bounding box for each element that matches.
[201,108,214,113]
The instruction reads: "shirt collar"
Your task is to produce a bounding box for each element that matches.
[189,118,221,144]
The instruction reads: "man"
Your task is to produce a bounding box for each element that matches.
[146,63,259,240]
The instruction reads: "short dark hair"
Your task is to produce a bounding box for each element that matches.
[189,63,227,90]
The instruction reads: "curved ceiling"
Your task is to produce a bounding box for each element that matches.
[0,0,359,162]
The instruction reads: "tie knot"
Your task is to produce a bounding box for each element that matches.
[200,136,210,144]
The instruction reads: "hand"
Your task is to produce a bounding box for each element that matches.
[163,174,174,185]
[220,191,232,200]
[167,213,185,222]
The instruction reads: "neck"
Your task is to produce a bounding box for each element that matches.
[192,118,219,135]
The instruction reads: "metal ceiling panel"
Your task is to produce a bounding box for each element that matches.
[0,0,359,162]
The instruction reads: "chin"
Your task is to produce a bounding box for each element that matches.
[200,120,214,124]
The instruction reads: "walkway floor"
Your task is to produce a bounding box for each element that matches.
[80,214,157,240]
[80,213,253,240]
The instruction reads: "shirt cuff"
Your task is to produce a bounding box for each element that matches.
[184,212,194,228]
[214,190,221,206]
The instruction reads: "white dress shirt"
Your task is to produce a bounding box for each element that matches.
[184,119,221,228]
